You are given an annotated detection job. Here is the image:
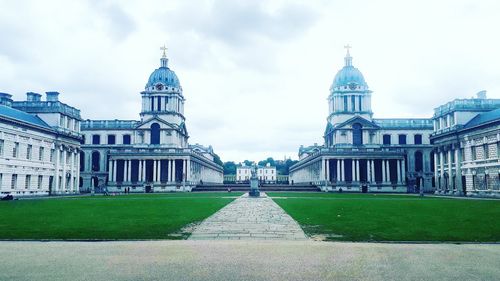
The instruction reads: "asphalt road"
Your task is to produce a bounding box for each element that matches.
[0,241,498,281]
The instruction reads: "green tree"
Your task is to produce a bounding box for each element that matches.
[223,161,237,175]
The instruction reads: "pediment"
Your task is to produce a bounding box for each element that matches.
[136,116,177,130]
[335,116,380,130]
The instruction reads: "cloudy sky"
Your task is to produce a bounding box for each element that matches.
[1,0,499,162]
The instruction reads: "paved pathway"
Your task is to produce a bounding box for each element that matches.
[189,193,307,240]
[1,241,499,281]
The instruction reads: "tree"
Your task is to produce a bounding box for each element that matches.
[223,161,237,175]
[213,154,223,166]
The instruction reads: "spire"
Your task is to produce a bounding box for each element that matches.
[344,44,352,66]
[160,44,169,68]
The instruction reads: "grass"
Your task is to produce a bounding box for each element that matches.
[269,192,500,242]
[0,192,242,240]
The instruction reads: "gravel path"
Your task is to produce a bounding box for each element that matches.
[0,241,498,281]
[189,193,307,240]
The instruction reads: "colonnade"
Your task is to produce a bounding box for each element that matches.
[434,146,463,194]
[53,145,80,194]
[108,158,189,184]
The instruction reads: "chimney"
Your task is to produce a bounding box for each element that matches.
[26,92,42,102]
[46,91,60,102]
[0,93,13,107]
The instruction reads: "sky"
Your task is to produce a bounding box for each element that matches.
[1,0,499,163]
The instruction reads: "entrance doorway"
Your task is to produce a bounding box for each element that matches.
[145,185,152,193]
[361,184,368,193]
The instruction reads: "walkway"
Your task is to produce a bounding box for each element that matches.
[189,193,307,240]
[1,241,498,281]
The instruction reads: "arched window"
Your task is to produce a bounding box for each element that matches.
[91,151,100,172]
[150,123,160,145]
[415,151,423,172]
[352,123,363,146]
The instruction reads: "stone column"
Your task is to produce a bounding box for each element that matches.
[172,159,176,182]
[127,160,132,182]
[367,160,371,183]
[142,160,146,182]
[355,159,360,182]
[439,151,445,191]
[112,160,117,182]
[434,152,438,190]
[336,159,340,182]
[382,160,386,183]
[371,160,375,183]
[70,150,75,192]
[153,160,157,183]
[448,149,453,192]
[387,160,391,184]
[455,148,463,194]
[60,149,66,192]
[138,160,143,182]
[325,159,330,182]
[340,159,345,182]
[186,159,191,182]
[397,159,401,183]
[401,159,406,184]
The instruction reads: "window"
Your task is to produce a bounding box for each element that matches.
[483,143,489,159]
[383,134,391,145]
[60,115,65,127]
[157,97,162,111]
[25,175,31,189]
[123,135,131,145]
[50,149,55,162]
[150,123,160,145]
[13,142,19,157]
[352,123,363,145]
[92,135,100,145]
[107,135,116,145]
[398,134,407,145]
[39,147,44,161]
[38,175,43,189]
[358,96,362,111]
[0,139,3,156]
[11,174,17,189]
[351,96,356,111]
[414,134,422,145]
[343,96,348,111]
[91,151,100,171]
[27,144,32,159]
[471,146,476,161]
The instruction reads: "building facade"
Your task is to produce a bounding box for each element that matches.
[431,93,500,197]
[0,92,82,197]
[237,164,277,183]
[80,50,223,193]
[290,48,434,192]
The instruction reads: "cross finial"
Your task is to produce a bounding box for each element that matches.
[344,44,352,54]
[160,45,168,58]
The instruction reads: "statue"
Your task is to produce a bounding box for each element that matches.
[249,163,260,197]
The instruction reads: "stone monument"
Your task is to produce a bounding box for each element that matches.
[249,163,260,197]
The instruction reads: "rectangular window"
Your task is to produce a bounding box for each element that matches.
[484,144,489,159]
[414,134,422,145]
[11,174,17,189]
[151,97,155,111]
[398,134,407,145]
[13,142,19,157]
[107,135,116,145]
[60,115,65,127]
[157,97,162,111]
[39,147,44,161]
[50,149,55,162]
[358,96,362,111]
[383,134,391,145]
[27,144,32,160]
[92,135,100,145]
[343,96,348,111]
[471,146,476,160]
[38,175,43,189]
[351,96,356,111]
[25,175,31,189]
[123,135,131,145]
[0,139,3,156]
[66,117,71,129]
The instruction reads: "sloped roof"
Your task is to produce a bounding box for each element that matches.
[0,105,51,129]
[464,108,500,129]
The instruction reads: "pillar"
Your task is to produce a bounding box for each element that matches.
[336,159,340,182]
[439,151,445,191]
[382,160,386,183]
[142,160,146,182]
[455,148,463,194]
[112,160,117,182]
[186,159,191,182]
[367,160,371,183]
[387,160,391,184]
[326,159,330,182]
[351,159,355,182]
[355,159,360,182]
[448,149,453,192]
[397,159,401,183]
[172,159,176,182]
[127,160,132,182]
[153,160,157,183]
[434,152,438,189]
[402,158,406,185]
[138,160,143,182]
[70,150,75,192]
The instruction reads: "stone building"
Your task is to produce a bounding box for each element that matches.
[0,92,82,196]
[431,92,500,197]
[290,47,434,192]
[237,164,277,183]
[80,49,223,193]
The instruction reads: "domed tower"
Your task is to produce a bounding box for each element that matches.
[327,45,373,126]
[139,46,188,148]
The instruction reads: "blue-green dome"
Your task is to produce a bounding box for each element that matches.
[145,57,181,89]
[331,51,368,89]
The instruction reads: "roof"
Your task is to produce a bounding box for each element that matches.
[0,105,51,129]
[463,108,500,129]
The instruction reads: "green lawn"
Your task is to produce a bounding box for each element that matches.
[269,192,500,242]
[0,192,241,240]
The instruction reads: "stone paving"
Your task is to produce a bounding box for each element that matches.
[189,193,308,240]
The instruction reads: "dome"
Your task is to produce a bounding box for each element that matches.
[145,56,181,89]
[331,49,368,90]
